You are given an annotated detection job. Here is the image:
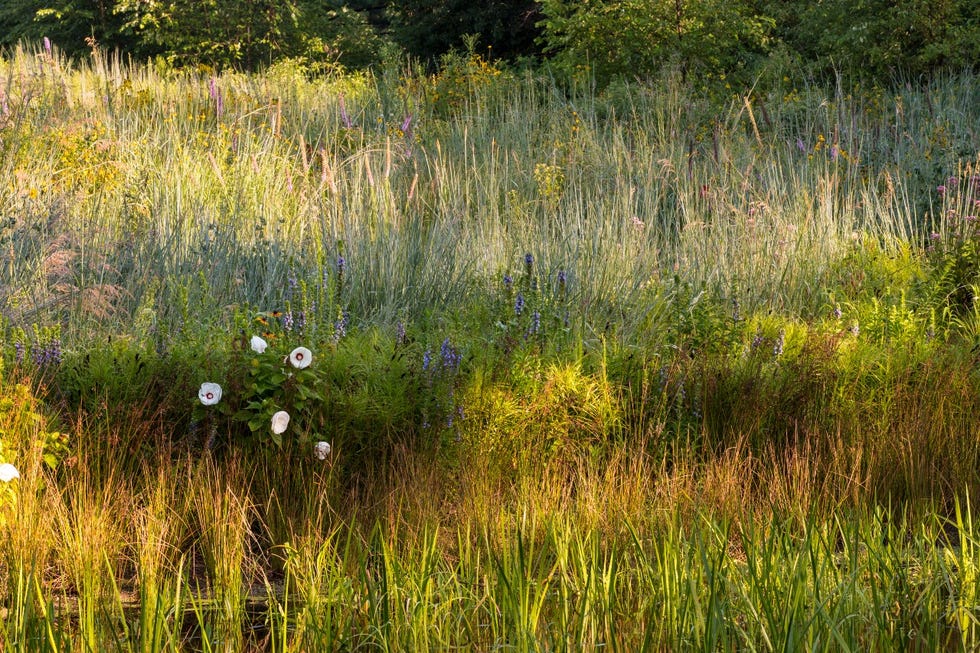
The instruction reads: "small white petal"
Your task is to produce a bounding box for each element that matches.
[271,410,290,435]
[198,382,222,406]
[250,335,268,354]
[289,346,312,369]
[314,441,331,460]
[0,463,20,482]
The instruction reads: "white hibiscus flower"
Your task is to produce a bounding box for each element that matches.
[313,441,331,460]
[198,382,222,406]
[0,463,20,482]
[288,346,312,369]
[271,410,290,434]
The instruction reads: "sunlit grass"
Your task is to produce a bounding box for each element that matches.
[1,43,980,650]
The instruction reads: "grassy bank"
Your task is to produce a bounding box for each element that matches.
[2,43,980,649]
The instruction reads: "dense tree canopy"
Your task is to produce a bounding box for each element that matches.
[0,0,977,80]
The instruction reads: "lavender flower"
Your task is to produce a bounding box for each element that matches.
[396,322,407,346]
[333,310,349,341]
[751,330,764,350]
[773,330,785,357]
[440,338,461,371]
[337,255,346,276]
[295,311,306,333]
[282,311,294,331]
[796,138,806,153]
[503,274,513,291]
[833,304,842,320]
[339,95,352,129]
[49,339,62,365]
[515,292,525,316]
[14,341,24,364]
[422,349,432,371]
[529,311,541,335]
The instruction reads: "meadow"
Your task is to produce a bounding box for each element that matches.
[2,42,980,650]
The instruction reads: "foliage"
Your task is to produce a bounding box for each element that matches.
[537,0,774,86]
[388,0,542,61]
[764,0,980,78]
[4,48,980,650]
[0,0,134,57]
[113,0,303,68]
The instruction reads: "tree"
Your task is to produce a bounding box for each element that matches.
[388,0,542,61]
[114,0,301,68]
[538,0,773,85]
[0,0,134,55]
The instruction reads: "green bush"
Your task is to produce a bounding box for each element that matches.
[537,0,773,86]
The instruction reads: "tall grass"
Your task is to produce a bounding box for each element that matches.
[3,45,976,345]
[2,44,980,650]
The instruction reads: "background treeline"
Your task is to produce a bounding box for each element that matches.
[1,0,978,81]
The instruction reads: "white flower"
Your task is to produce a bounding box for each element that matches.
[288,346,312,369]
[250,335,268,354]
[0,463,20,482]
[271,410,290,435]
[198,382,222,406]
[313,441,331,460]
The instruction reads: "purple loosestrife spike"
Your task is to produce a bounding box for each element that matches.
[339,95,352,129]
[401,114,413,134]
[208,77,222,117]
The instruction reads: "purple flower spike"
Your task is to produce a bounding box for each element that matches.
[339,95,353,129]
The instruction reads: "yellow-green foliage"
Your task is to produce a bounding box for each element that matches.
[0,374,67,474]
[466,361,620,473]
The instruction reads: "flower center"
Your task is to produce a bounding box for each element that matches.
[206,392,213,400]
[296,353,304,360]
